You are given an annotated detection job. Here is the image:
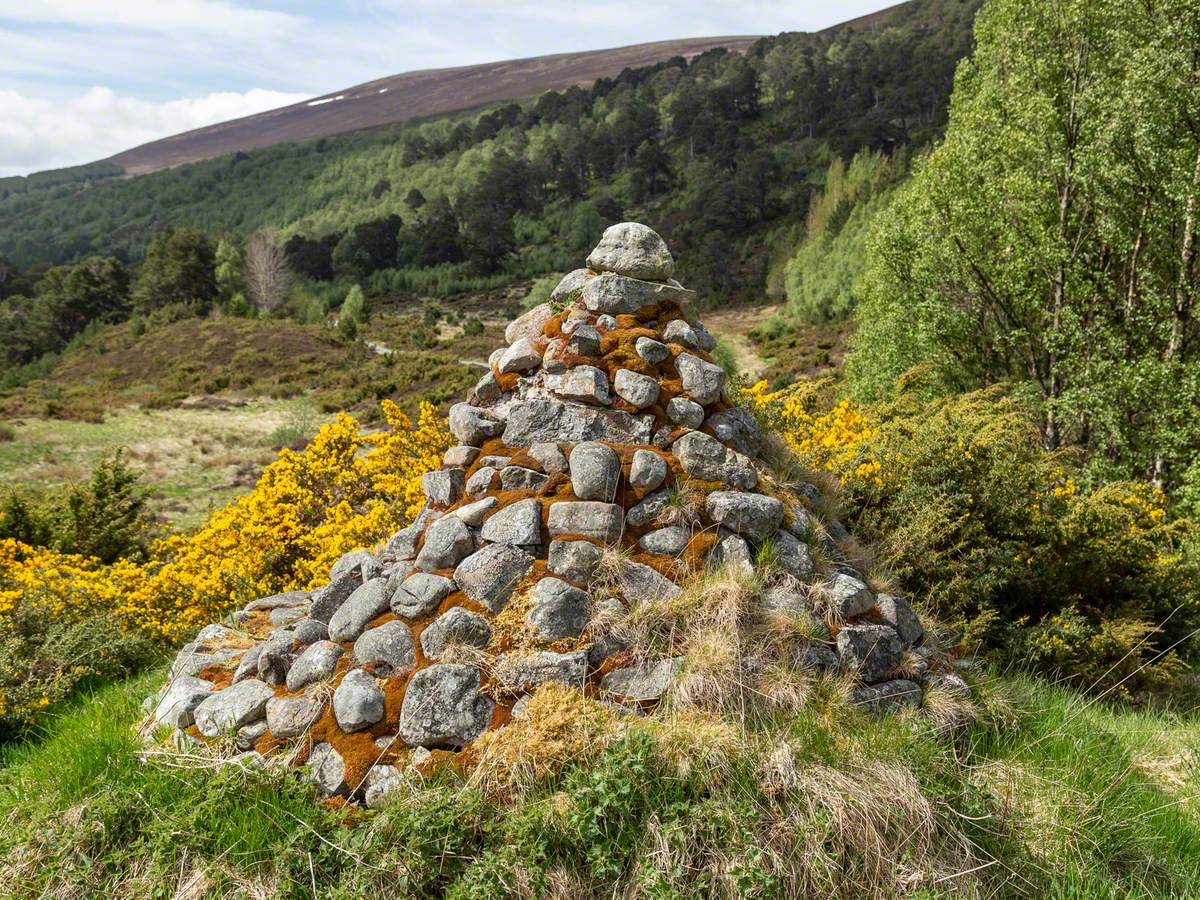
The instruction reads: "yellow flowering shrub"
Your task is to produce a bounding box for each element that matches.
[744,376,1200,692]
[0,401,450,729]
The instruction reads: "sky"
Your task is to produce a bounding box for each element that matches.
[0,0,896,177]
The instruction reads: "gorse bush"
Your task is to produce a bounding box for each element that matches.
[746,374,1200,693]
[0,401,449,731]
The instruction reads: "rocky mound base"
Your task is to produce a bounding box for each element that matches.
[144,223,962,807]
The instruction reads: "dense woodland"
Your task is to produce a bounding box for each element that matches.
[0,0,978,307]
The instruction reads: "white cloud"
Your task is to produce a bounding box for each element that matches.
[0,86,308,176]
[0,0,301,37]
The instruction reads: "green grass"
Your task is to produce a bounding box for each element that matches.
[0,669,1195,898]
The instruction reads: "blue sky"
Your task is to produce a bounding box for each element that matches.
[0,1,896,176]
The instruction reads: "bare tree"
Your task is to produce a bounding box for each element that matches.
[243,232,292,314]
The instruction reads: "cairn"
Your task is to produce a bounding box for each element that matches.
[145,223,952,807]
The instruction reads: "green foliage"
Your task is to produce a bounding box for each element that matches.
[131,227,217,314]
[213,236,243,300]
[0,451,155,564]
[834,377,1200,689]
[780,150,906,322]
[849,0,1200,489]
[522,273,558,310]
[337,284,366,340]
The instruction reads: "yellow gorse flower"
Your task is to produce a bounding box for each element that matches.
[0,401,451,648]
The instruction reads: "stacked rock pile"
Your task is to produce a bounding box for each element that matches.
[144,223,958,807]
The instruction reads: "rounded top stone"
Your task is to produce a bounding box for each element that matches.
[586,222,674,281]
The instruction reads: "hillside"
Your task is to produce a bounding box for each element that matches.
[106,37,760,176]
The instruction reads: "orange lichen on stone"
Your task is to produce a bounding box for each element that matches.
[197,664,234,690]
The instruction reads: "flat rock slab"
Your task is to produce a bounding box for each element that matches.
[398,664,494,749]
[503,399,652,447]
[581,272,690,314]
[547,501,625,543]
[420,606,493,659]
[600,657,683,701]
[286,640,344,692]
[193,679,274,737]
[480,497,542,545]
[704,491,784,541]
[266,695,324,739]
[453,544,535,612]
[392,572,455,619]
[672,431,757,490]
[328,577,392,643]
[496,650,588,692]
[353,620,416,674]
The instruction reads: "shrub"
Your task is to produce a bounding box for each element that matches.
[462,314,484,336]
[338,284,365,340]
[745,373,1200,691]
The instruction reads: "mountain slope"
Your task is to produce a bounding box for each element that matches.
[106,37,759,176]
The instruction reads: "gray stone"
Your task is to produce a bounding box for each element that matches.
[505,302,554,345]
[422,469,464,506]
[618,561,682,603]
[293,618,329,646]
[309,569,363,624]
[586,222,675,280]
[444,445,480,469]
[354,620,416,674]
[662,318,701,348]
[837,625,903,683]
[529,577,589,640]
[364,764,404,809]
[449,496,498,526]
[545,366,610,405]
[454,544,535,612]
[666,396,705,429]
[398,664,494,748]
[480,497,542,546]
[236,720,268,750]
[547,539,602,584]
[448,402,504,445]
[247,590,311,611]
[675,352,725,405]
[704,491,784,541]
[266,695,324,739]
[414,516,475,571]
[465,466,497,496]
[635,336,669,364]
[471,369,503,403]
[499,466,548,491]
[772,530,814,578]
[587,598,629,667]
[477,455,512,469]
[567,323,602,356]
[232,645,263,684]
[596,314,618,331]
[529,442,568,473]
[704,407,763,458]
[331,548,380,583]
[600,657,682,701]
[268,604,307,627]
[761,586,810,617]
[193,679,275,737]
[787,505,814,540]
[496,650,588,691]
[307,742,345,796]
[420,606,493,659]
[878,594,924,646]
[652,425,675,448]
[708,531,753,574]
[170,647,241,678]
[328,577,391,643]
[381,521,424,564]
[626,488,671,528]
[257,632,294,685]
[569,441,621,501]
[629,449,667,490]
[333,668,385,732]
[547,501,624,543]
[195,623,239,645]
[498,337,542,374]
[825,573,875,619]
[638,526,691,555]
[799,644,840,672]
[286,641,344,692]
[672,431,757,490]
[613,369,659,409]
[550,268,592,303]
[581,272,690,314]
[152,675,213,729]
[502,399,653,447]
[851,679,922,714]
[391,573,455,619]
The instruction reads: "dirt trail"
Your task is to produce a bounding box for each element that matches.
[701,304,780,380]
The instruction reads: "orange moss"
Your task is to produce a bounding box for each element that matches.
[196,664,234,690]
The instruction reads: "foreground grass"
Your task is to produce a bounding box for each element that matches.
[0,670,1196,899]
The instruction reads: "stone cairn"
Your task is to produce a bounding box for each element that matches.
[145,223,954,807]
